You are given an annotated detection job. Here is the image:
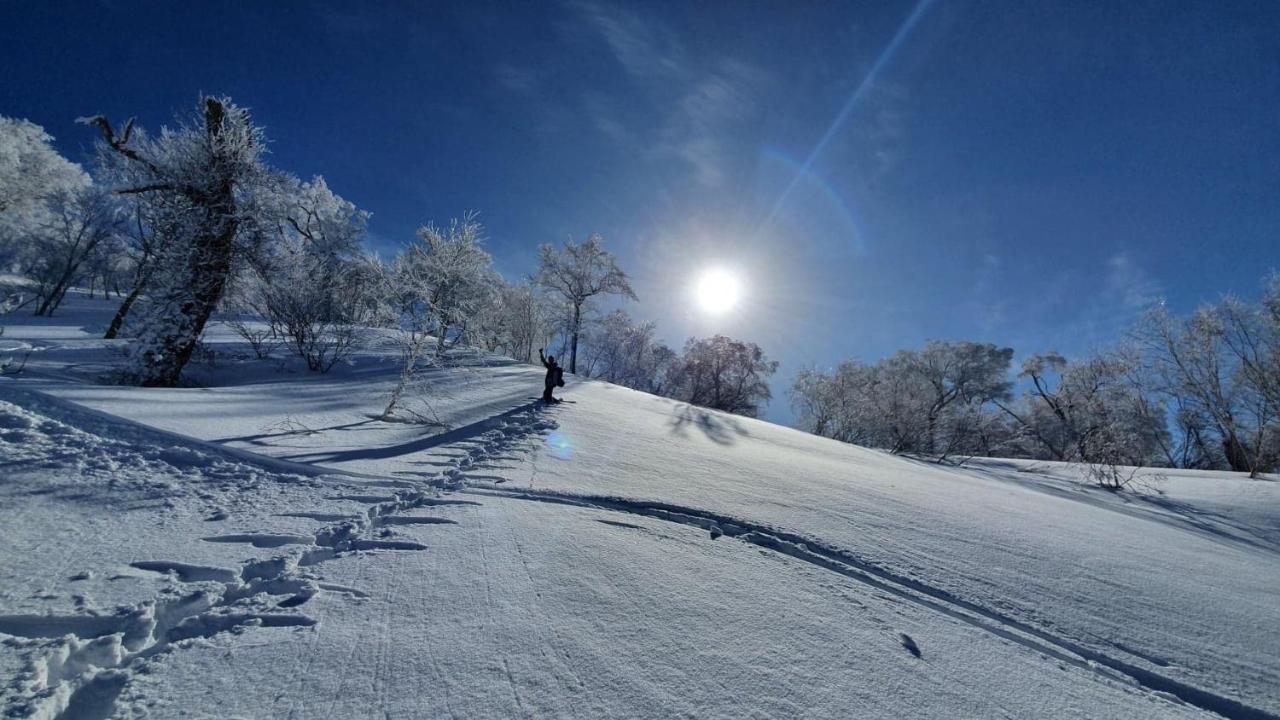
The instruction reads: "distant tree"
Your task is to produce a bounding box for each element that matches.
[470,280,560,365]
[1132,301,1275,475]
[669,335,778,417]
[995,350,1172,486]
[21,185,121,316]
[580,309,679,394]
[906,341,1014,456]
[83,97,270,385]
[793,341,1013,460]
[100,182,176,339]
[0,116,90,263]
[536,234,636,374]
[792,366,846,441]
[1216,289,1280,476]
[794,272,1279,480]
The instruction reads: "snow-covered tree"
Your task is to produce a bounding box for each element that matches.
[793,342,1013,460]
[536,234,636,374]
[82,97,270,385]
[906,341,1014,456]
[792,357,935,454]
[668,335,777,417]
[993,351,1171,484]
[95,147,201,341]
[468,279,560,365]
[0,116,90,263]
[1133,304,1271,475]
[378,213,499,420]
[1130,279,1280,477]
[20,185,122,316]
[230,175,373,370]
[580,309,677,394]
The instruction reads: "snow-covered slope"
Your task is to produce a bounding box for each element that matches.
[3,295,1278,719]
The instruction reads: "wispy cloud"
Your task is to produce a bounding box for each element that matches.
[495,1,767,189]
[660,58,764,185]
[1034,251,1165,355]
[568,0,684,81]
[1105,251,1163,313]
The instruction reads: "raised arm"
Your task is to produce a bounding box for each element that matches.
[538,348,550,368]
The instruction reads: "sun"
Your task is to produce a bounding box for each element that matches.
[694,268,742,314]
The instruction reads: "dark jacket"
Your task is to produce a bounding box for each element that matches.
[539,350,559,389]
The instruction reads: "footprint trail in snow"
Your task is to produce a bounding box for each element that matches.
[1,401,559,720]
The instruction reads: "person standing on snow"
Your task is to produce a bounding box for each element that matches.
[538,348,564,404]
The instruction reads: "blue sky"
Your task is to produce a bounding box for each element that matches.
[3,1,1278,422]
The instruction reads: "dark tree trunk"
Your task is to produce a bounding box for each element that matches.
[105,269,150,339]
[569,302,581,374]
[137,221,235,386]
[35,263,80,317]
[1223,432,1252,474]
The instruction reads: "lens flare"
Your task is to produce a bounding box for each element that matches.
[546,432,573,460]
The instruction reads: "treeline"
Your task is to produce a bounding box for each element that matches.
[0,98,777,417]
[793,276,1280,481]
[572,315,778,417]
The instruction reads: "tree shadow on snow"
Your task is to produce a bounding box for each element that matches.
[280,401,545,464]
[668,404,747,447]
[941,458,1280,556]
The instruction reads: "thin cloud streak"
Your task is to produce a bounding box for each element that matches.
[766,0,935,224]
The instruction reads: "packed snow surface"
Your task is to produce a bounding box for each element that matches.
[2,294,1278,719]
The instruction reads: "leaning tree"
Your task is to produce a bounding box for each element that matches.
[83,97,268,386]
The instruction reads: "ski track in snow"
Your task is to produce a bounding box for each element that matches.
[4,389,1275,719]
[459,485,1279,720]
[420,402,1278,720]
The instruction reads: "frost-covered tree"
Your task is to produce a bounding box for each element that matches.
[536,234,636,374]
[94,138,214,342]
[80,228,130,301]
[0,116,89,262]
[668,335,777,417]
[793,357,933,454]
[580,309,677,394]
[793,341,1013,460]
[82,97,270,385]
[468,279,559,365]
[230,175,373,370]
[21,185,121,316]
[795,273,1279,477]
[1216,289,1280,476]
[793,363,867,444]
[907,341,1014,456]
[1133,304,1271,475]
[378,214,499,420]
[1130,279,1280,477]
[994,351,1172,484]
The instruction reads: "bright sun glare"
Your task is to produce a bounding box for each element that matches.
[695,268,742,314]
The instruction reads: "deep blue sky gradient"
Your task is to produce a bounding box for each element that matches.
[3,1,1278,421]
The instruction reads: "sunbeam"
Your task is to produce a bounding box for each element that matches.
[765,0,936,228]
